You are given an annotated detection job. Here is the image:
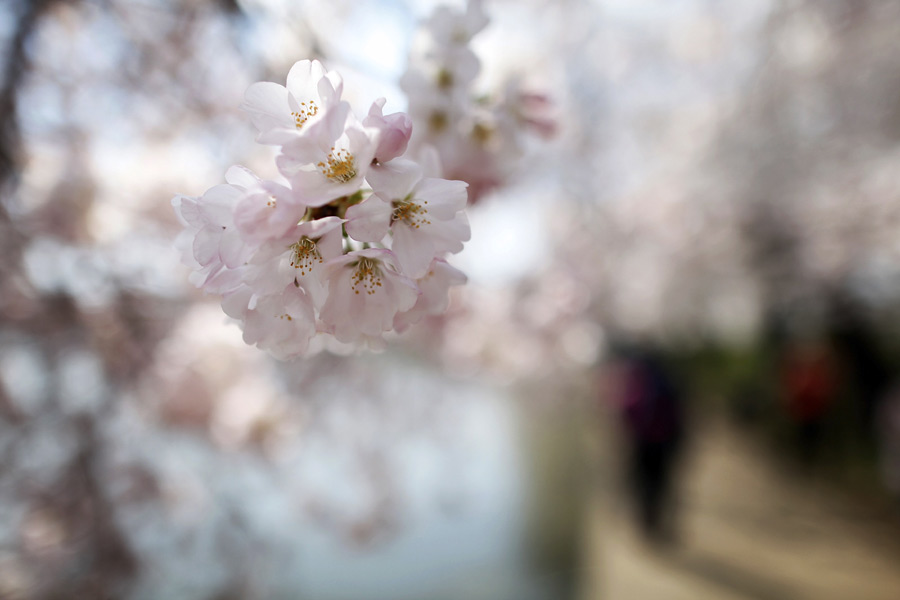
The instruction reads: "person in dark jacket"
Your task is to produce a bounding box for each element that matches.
[618,350,685,542]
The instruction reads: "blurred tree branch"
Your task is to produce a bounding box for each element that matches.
[0,0,65,195]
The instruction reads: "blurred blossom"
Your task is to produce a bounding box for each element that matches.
[0,341,49,415]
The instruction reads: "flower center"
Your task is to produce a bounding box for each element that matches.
[291,100,319,129]
[436,68,454,90]
[391,198,431,229]
[351,258,383,295]
[428,111,448,133]
[472,122,492,144]
[318,147,357,183]
[289,237,322,276]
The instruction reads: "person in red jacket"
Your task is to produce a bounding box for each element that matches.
[780,340,838,465]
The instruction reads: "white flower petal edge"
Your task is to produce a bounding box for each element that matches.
[394,258,467,332]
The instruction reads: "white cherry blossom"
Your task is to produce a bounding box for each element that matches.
[242,216,344,310]
[221,283,317,360]
[319,248,419,344]
[394,258,467,332]
[348,158,469,277]
[425,0,488,46]
[172,182,250,294]
[277,107,379,206]
[241,59,344,145]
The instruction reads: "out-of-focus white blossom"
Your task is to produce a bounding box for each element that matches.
[401,0,553,204]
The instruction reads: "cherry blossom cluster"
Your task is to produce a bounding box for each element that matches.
[173,60,470,359]
[402,0,555,203]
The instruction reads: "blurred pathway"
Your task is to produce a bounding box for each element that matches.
[581,418,900,600]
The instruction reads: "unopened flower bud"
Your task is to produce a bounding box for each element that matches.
[364,99,413,163]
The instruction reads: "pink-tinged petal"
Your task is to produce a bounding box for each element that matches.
[325,102,354,143]
[296,215,342,240]
[394,259,466,331]
[317,71,343,105]
[355,247,403,271]
[418,259,466,314]
[241,82,293,135]
[430,212,471,254]
[299,270,328,311]
[285,59,324,101]
[392,222,436,279]
[285,167,361,207]
[221,286,252,319]
[241,285,316,359]
[345,196,392,242]
[364,99,413,163]
[275,155,315,185]
[391,271,421,312]
[224,165,260,190]
[282,286,317,332]
[233,189,306,243]
[219,232,247,269]
[325,71,343,100]
[417,145,444,178]
[345,124,380,166]
[287,217,345,309]
[366,158,422,200]
[359,271,419,336]
[414,178,468,217]
[368,97,387,117]
[319,249,419,342]
[199,184,243,224]
[172,195,201,228]
[193,225,223,266]
[280,135,331,168]
[375,112,413,162]
[202,265,245,295]
[319,272,355,342]
[294,101,352,149]
[278,103,353,176]
[308,217,345,260]
[244,256,295,297]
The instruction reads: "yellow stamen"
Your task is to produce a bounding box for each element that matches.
[428,111,448,133]
[392,198,431,230]
[436,68,454,89]
[472,122,492,144]
[317,147,357,183]
[291,100,319,129]
[289,237,322,276]
[351,258,384,296]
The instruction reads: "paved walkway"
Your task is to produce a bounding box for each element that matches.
[581,418,900,600]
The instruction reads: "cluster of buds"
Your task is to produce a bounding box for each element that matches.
[402,0,555,203]
[173,60,470,358]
